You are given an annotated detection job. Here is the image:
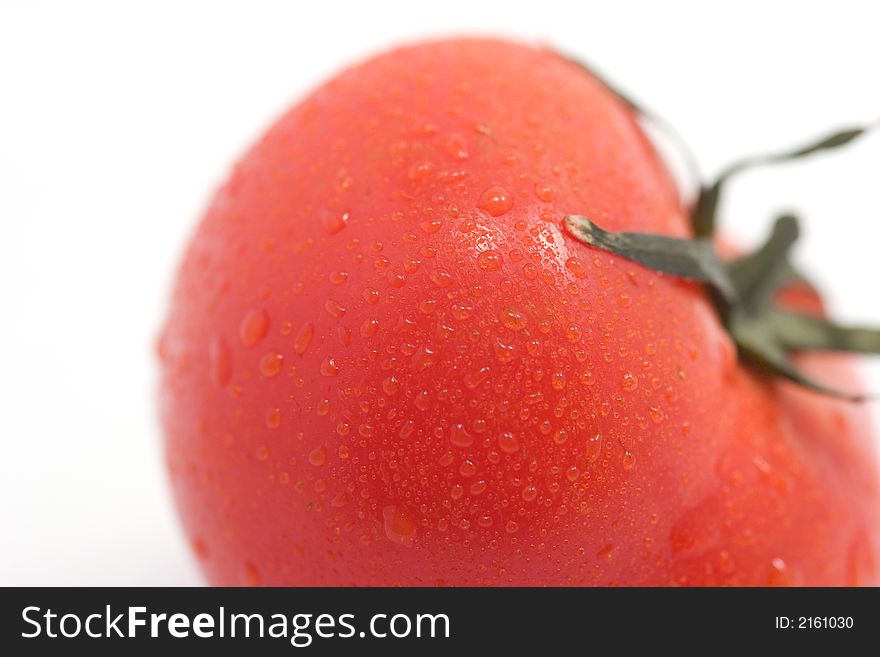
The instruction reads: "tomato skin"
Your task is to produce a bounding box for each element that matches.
[159,39,880,586]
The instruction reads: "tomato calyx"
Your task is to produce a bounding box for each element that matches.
[563,55,880,400]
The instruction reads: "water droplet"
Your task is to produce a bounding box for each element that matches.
[585,432,603,466]
[412,345,438,370]
[505,520,519,534]
[494,338,515,363]
[208,336,232,387]
[767,557,795,586]
[477,515,493,527]
[408,160,433,181]
[469,480,487,495]
[399,420,415,438]
[316,399,330,416]
[565,257,587,279]
[414,390,431,411]
[477,250,503,272]
[477,185,514,216]
[566,465,580,482]
[551,371,567,390]
[429,269,452,287]
[325,299,346,318]
[459,460,477,477]
[239,309,269,347]
[499,309,526,331]
[553,428,568,445]
[622,450,635,470]
[419,299,437,314]
[259,351,284,377]
[463,366,491,389]
[293,323,314,354]
[649,406,664,423]
[450,424,474,448]
[534,182,555,202]
[498,432,519,454]
[362,288,380,304]
[382,375,400,395]
[329,270,348,285]
[450,484,464,500]
[621,372,638,391]
[521,485,538,502]
[265,407,281,429]
[360,318,379,338]
[383,505,416,547]
[308,445,326,466]
[320,357,340,377]
[254,445,269,461]
[241,562,262,586]
[322,211,349,235]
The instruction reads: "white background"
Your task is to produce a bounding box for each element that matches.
[2,0,879,585]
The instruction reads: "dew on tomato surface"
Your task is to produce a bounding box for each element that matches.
[321,211,349,235]
[584,432,603,466]
[241,562,262,587]
[208,336,232,388]
[499,309,526,331]
[293,322,314,354]
[450,423,474,448]
[477,185,514,217]
[621,371,638,392]
[239,308,270,347]
[477,250,503,272]
[459,460,477,477]
[450,484,464,500]
[265,407,281,429]
[534,182,555,202]
[463,366,491,390]
[622,450,636,470]
[414,390,431,411]
[324,299,346,318]
[259,351,284,377]
[521,485,538,502]
[320,357,340,377]
[383,505,416,547]
[498,431,519,454]
[308,445,327,467]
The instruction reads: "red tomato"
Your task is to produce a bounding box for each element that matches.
[158,39,880,585]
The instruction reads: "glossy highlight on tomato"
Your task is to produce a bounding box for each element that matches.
[158,38,880,586]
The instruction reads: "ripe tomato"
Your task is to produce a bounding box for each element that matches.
[158,39,880,585]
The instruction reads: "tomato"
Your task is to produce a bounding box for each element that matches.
[158,38,880,585]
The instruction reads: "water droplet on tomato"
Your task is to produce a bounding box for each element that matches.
[322,211,349,235]
[208,336,232,387]
[293,323,314,354]
[477,250,503,271]
[565,257,587,279]
[308,445,326,466]
[463,366,491,389]
[265,407,281,429]
[534,182,555,202]
[259,351,284,377]
[621,372,638,391]
[325,299,346,318]
[450,484,464,500]
[383,505,416,547]
[477,185,513,216]
[450,424,474,448]
[521,485,538,502]
[459,460,477,477]
[499,308,526,331]
[320,357,339,377]
[360,318,379,338]
[239,309,269,347]
[498,432,519,454]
